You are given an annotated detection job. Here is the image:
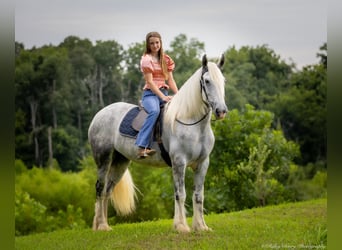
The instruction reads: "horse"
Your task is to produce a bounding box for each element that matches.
[88,54,228,233]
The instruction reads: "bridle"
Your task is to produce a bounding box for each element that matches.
[175,66,213,126]
[200,65,212,109]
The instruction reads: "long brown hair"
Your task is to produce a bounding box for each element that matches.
[144,31,168,80]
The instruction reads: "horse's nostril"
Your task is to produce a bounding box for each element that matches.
[216,108,226,115]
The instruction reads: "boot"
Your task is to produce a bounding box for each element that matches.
[137,148,156,159]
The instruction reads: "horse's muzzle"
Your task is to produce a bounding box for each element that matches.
[215,107,228,120]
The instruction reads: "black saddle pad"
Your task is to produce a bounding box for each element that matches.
[119,107,141,138]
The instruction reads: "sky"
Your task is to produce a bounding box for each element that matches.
[15,0,326,68]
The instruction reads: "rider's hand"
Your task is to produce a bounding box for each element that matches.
[163,96,173,102]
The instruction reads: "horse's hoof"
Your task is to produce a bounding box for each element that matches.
[96,224,112,231]
[193,225,212,232]
[174,224,191,233]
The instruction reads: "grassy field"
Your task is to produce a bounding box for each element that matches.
[15,199,326,250]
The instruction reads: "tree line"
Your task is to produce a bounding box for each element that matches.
[15,34,326,171]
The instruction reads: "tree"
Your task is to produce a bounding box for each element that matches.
[15,47,48,166]
[15,35,326,174]
[223,45,293,110]
[317,42,327,68]
[91,40,124,107]
[122,42,145,103]
[222,44,327,166]
[52,127,81,171]
[59,36,96,153]
[206,105,299,212]
[15,45,79,168]
[168,34,205,86]
[269,62,326,165]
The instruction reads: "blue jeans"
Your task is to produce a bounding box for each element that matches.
[135,89,168,148]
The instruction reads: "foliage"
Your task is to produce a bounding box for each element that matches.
[206,105,300,212]
[15,190,50,236]
[167,33,205,85]
[15,104,327,235]
[15,160,96,235]
[268,60,327,164]
[15,189,87,236]
[223,45,293,110]
[122,42,145,103]
[222,44,327,165]
[15,36,326,170]
[15,144,326,236]
[15,199,326,250]
[293,170,327,201]
[51,127,81,171]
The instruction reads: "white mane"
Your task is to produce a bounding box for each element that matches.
[165,62,225,130]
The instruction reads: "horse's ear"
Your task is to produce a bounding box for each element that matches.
[202,54,208,67]
[217,54,225,69]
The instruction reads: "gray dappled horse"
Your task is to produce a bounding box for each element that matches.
[88,54,228,233]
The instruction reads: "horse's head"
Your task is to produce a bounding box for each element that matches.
[200,54,228,119]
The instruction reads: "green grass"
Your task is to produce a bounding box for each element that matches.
[15,199,326,250]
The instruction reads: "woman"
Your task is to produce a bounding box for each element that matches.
[136,31,178,158]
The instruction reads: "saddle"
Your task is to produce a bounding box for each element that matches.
[131,108,148,132]
[119,105,162,140]
[119,104,171,166]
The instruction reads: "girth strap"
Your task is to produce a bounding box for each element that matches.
[158,142,172,167]
[154,105,172,167]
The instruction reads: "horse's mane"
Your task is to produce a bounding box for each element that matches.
[165,62,225,129]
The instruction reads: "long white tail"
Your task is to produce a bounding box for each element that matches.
[110,169,136,216]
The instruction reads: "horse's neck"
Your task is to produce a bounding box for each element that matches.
[163,70,212,130]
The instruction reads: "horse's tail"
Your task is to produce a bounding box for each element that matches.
[110,169,136,216]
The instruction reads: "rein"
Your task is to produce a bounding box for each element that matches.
[175,66,212,126]
[175,111,210,126]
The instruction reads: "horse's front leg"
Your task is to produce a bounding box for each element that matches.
[192,158,211,231]
[172,158,191,233]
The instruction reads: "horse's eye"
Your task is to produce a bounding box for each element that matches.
[205,79,210,84]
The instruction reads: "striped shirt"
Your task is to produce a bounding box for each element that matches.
[140,54,175,90]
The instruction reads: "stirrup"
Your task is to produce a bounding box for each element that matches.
[137,149,148,159]
[137,148,156,159]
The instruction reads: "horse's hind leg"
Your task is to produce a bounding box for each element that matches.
[107,151,135,216]
[92,149,113,231]
[93,150,132,231]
